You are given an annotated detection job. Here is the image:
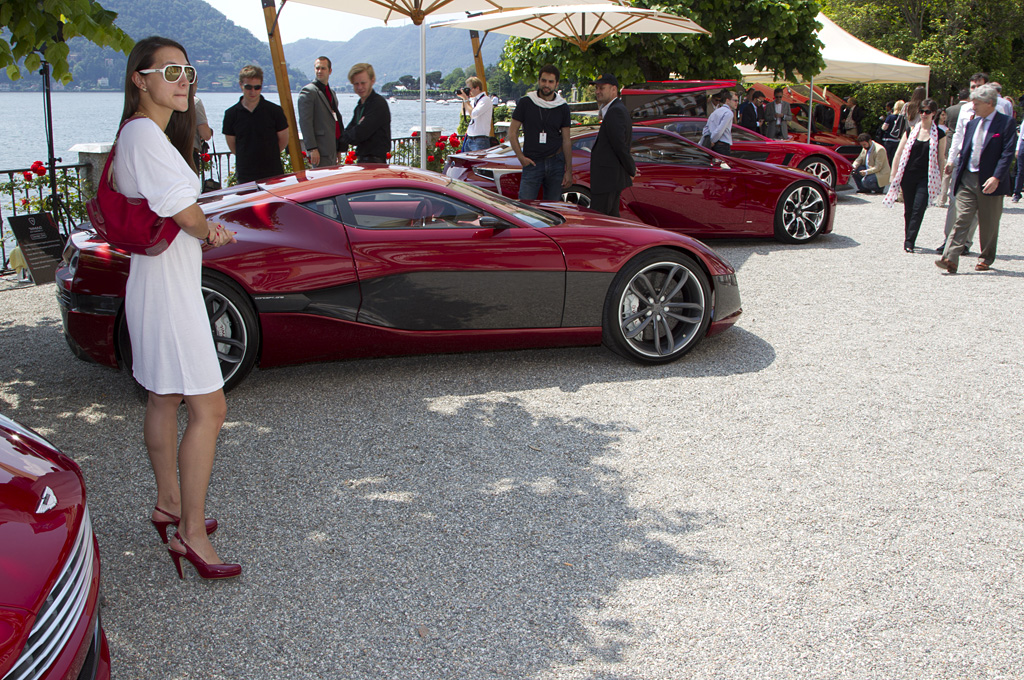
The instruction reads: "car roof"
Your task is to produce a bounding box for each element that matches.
[260,165,452,203]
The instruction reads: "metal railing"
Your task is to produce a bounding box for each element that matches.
[1,163,89,274]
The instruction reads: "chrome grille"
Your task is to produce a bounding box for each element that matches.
[3,507,95,680]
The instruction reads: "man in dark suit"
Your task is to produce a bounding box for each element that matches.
[589,74,636,217]
[738,89,764,133]
[297,56,345,167]
[937,84,1018,273]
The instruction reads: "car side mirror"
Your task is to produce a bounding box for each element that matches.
[479,215,511,230]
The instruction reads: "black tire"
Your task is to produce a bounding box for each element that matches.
[561,185,592,208]
[797,156,837,188]
[115,272,259,393]
[773,181,828,244]
[602,248,712,364]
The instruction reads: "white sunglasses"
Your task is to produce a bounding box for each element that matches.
[138,64,197,84]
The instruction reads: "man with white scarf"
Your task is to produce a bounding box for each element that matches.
[508,64,573,201]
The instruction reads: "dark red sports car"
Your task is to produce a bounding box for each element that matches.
[0,413,110,680]
[444,126,836,244]
[639,117,852,189]
[56,166,741,391]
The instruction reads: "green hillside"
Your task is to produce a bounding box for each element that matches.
[1,0,308,91]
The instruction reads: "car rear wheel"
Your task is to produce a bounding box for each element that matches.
[116,272,259,392]
[774,181,828,243]
[797,156,836,188]
[602,248,711,364]
[561,185,592,208]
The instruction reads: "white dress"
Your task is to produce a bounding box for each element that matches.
[113,117,224,395]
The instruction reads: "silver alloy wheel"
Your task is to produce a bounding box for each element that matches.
[617,261,706,358]
[802,160,835,187]
[202,283,248,384]
[780,184,827,241]
[561,188,592,208]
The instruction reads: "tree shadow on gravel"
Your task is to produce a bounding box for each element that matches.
[1,287,743,679]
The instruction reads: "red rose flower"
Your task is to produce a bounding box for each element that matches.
[20,198,29,206]
[386,152,392,159]
[33,166,46,176]
[500,138,505,143]
[449,133,459,143]
[412,131,419,137]
[435,141,445,149]
[451,139,460,148]
[201,153,212,163]
[23,171,34,181]
[301,150,308,156]
[427,155,435,162]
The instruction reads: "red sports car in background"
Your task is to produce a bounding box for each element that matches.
[0,413,110,680]
[444,126,836,244]
[56,166,742,391]
[640,117,852,189]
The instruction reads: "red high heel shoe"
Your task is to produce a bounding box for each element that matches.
[167,531,242,580]
[151,506,218,544]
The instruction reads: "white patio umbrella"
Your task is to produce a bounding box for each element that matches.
[288,0,619,166]
[431,4,709,51]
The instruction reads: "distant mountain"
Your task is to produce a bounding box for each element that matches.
[1,1,507,92]
[0,0,308,90]
[283,25,507,86]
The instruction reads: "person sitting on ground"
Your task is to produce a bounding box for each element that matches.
[852,132,891,195]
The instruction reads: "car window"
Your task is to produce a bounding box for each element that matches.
[572,136,595,152]
[302,197,342,220]
[340,189,490,229]
[631,133,713,166]
[659,121,704,141]
[446,178,563,229]
[731,126,765,142]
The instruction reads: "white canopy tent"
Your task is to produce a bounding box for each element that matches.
[737,13,930,85]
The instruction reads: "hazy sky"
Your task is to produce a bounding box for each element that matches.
[203,0,412,44]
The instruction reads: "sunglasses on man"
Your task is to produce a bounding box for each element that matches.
[137,64,197,85]
[243,84,262,91]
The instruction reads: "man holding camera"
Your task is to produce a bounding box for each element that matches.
[458,76,493,152]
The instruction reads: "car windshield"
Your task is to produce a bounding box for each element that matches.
[446,178,564,228]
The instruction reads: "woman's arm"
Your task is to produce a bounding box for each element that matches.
[172,203,233,246]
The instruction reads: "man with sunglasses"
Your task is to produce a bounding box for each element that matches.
[763,88,791,140]
[223,65,289,183]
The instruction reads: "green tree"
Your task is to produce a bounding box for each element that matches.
[1,0,133,83]
[426,70,443,88]
[499,0,824,86]
[442,67,466,91]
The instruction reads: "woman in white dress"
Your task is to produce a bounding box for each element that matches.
[117,36,239,579]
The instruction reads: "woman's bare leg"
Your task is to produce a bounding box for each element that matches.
[145,392,184,522]
[172,389,228,564]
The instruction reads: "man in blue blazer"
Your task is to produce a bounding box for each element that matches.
[589,74,636,217]
[937,84,1018,273]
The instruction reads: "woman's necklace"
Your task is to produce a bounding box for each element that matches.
[131,110,171,142]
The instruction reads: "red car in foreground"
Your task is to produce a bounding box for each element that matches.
[0,414,110,680]
[56,166,741,391]
[444,126,836,244]
[640,117,852,189]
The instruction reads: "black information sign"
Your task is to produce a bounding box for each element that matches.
[7,212,65,285]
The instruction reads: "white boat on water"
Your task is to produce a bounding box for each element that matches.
[388,96,397,103]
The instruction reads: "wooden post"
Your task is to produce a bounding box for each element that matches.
[262,0,305,172]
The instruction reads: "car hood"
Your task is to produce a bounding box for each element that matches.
[0,415,85,614]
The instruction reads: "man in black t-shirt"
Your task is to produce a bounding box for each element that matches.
[223,65,289,183]
[343,62,391,164]
[509,64,573,201]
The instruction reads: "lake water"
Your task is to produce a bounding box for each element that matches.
[0,91,466,170]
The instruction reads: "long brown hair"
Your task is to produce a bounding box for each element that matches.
[903,86,927,122]
[121,36,197,171]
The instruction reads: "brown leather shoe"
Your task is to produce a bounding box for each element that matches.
[935,258,957,273]
[975,261,991,271]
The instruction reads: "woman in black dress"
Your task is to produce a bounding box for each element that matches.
[884,98,946,252]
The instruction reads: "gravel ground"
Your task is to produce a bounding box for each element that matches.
[2,191,1023,679]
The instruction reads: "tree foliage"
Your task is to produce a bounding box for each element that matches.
[499,0,824,86]
[1,0,133,83]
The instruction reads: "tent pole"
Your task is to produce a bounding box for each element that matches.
[420,22,427,168]
[262,0,303,172]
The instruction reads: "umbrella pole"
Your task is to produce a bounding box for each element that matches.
[420,22,427,168]
[262,0,304,172]
[807,75,814,145]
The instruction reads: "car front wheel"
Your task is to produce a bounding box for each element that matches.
[774,181,828,243]
[798,156,837,188]
[602,248,712,364]
[561,185,592,208]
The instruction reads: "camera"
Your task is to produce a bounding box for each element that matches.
[458,86,471,96]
